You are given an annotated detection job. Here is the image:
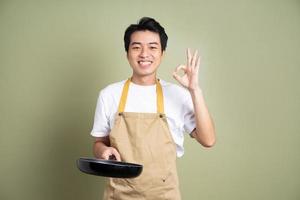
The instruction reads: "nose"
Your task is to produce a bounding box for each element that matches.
[139,47,149,58]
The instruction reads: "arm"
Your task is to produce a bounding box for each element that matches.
[173,48,216,147]
[91,91,122,160]
[189,87,215,147]
[93,136,121,161]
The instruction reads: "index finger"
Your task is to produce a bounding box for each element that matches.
[187,48,192,66]
[112,148,121,161]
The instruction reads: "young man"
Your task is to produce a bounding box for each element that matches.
[91,17,215,200]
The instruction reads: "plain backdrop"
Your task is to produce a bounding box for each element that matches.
[0,0,299,200]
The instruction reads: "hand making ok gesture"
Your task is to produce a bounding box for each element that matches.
[173,48,201,91]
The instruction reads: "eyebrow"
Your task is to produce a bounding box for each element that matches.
[149,42,159,45]
[130,42,159,46]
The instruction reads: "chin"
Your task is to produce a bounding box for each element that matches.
[134,71,155,77]
[133,68,154,75]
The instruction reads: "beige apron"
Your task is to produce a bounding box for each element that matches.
[103,79,181,200]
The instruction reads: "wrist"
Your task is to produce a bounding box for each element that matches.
[188,86,202,95]
[94,141,109,157]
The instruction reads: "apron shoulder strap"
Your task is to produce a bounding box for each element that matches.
[156,79,164,114]
[118,79,131,113]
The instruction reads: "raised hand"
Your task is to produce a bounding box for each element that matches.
[173,48,200,91]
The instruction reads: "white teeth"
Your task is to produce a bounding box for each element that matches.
[138,61,152,66]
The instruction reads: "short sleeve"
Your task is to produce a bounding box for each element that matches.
[90,91,111,137]
[183,95,196,134]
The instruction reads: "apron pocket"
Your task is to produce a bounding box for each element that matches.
[113,176,152,193]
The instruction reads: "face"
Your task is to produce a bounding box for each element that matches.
[127,30,164,79]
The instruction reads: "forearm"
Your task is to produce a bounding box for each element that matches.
[189,87,216,147]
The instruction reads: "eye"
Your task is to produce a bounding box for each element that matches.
[132,46,140,50]
[150,46,158,50]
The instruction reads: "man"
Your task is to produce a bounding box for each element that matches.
[91,17,215,200]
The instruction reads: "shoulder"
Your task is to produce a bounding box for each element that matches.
[99,80,126,96]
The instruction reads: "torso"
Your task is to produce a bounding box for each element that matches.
[91,79,196,157]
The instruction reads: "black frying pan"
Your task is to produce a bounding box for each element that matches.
[77,157,143,178]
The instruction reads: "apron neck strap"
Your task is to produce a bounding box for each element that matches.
[118,78,164,114]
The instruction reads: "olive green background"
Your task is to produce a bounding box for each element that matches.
[0,0,299,199]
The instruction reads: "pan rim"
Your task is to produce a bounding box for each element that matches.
[79,157,143,167]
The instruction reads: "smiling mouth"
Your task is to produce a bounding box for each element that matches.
[138,61,153,67]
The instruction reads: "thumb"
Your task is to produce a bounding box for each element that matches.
[111,148,121,161]
[172,71,181,82]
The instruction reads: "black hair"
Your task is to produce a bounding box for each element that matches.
[124,17,168,52]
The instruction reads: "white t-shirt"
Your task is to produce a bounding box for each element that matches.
[90,79,196,157]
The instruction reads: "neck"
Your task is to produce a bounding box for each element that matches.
[131,74,157,85]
